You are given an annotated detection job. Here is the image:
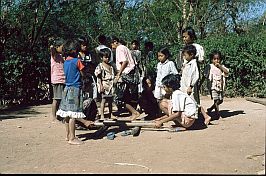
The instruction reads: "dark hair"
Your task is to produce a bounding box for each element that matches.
[161,74,181,91]
[99,48,111,59]
[158,47,171,59]
[98,35,107,44]
[182,27,197,41]
[209,50,223,62]
[110,36,120,43]
[182,44,197,57]
[142,75,155,90]
[63,39,79,58]
[131,40,140,47]
[50,38,65,58]
[144,41,154,50]
[78,36,88,46]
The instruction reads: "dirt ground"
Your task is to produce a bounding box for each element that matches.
[0,96,265,174]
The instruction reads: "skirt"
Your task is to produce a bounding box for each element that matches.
[56,86,86,119]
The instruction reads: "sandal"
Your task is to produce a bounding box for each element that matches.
[121,130,132,136]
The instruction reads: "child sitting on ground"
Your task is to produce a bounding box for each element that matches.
[154,74,198,129]
[138,76,159,120]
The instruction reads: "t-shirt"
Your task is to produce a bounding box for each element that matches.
[64,57,84,88]
[116,44,135,74]
[51,54,65,84]
[172,90,198,118]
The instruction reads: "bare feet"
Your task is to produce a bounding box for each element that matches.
[68,138,84,145]
[83,120,94,128]
[204,115,211,126]
[130,112,140,121]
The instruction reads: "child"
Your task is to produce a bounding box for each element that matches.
[154,74,198,129]
[180,45,211,126]
[154,47,178,101]
[203,50,229,118]
[56,39,93,145]
[130,40,142,97]
[138,76,159,120]
[94,48,115,120]
[110,36,140,120]
[50,38,65,123]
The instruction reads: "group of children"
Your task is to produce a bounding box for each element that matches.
[50,27,229,145]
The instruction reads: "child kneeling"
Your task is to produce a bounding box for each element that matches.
[154,74,198,129]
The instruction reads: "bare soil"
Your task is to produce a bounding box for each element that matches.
[0,96,265,174]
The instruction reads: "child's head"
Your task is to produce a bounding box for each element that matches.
[99,48,111,63]
[142,75,154,91]
[50,38,65,57]
[144,41,154,52]
[78,36,89,52]
[63,39,79,58]
[161,74,181,94]
[110,36,120,49]
[98,34,107,45]
[157,47,171,63]
[209,50,222,64]
[131,40,140,50]
[182,44,196,62]
[182,27,197,45]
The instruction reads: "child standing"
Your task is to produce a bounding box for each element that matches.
[180,45,211,126]
[94,48,115,120]
[154,47,178,101]
[56,39,92,145]
[154,74,198,129]
[50,38,65,123]
[203,50,229,118]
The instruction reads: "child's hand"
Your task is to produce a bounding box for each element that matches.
[154,121,163,128]
[215,63,221,68]
[187,87,192,95]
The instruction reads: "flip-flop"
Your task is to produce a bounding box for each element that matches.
[168,127,186,132]
[120,130,132,136]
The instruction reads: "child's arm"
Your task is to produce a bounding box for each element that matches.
[215,63,229,74]
[154,112,182,128]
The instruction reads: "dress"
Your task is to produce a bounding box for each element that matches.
[154,59,178,99]
[56,57,86,119]
[94,63,115,98]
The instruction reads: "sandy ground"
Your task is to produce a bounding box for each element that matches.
[0,96,265,174]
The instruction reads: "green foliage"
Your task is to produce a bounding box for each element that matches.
[0,0,265,106]
[200,31,266,97]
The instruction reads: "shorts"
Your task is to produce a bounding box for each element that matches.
[168,99,195,128]
[52,84,65,100]
[211,90,223,100]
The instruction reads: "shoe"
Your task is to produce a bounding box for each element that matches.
[121,130,132,136]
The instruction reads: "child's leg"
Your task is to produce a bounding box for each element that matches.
[100,98,106,120]
[159,99,170,116]
[107,97,113,118]
[68,118,84,145]
[76,118,94,128]
[65,117,70,141]
[207,101,216,113]
[127,103,140,120]
[51,99,60,121]
[200,106,211,126]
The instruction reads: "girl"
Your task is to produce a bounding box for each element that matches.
[203,50,229,118]
[94,48,115,120]
[180,45,211,126]
[56,39,93,145]
[154,74,197,129]
[50,38,65,123]
[138,76,159,120]
[154,47,178,101]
